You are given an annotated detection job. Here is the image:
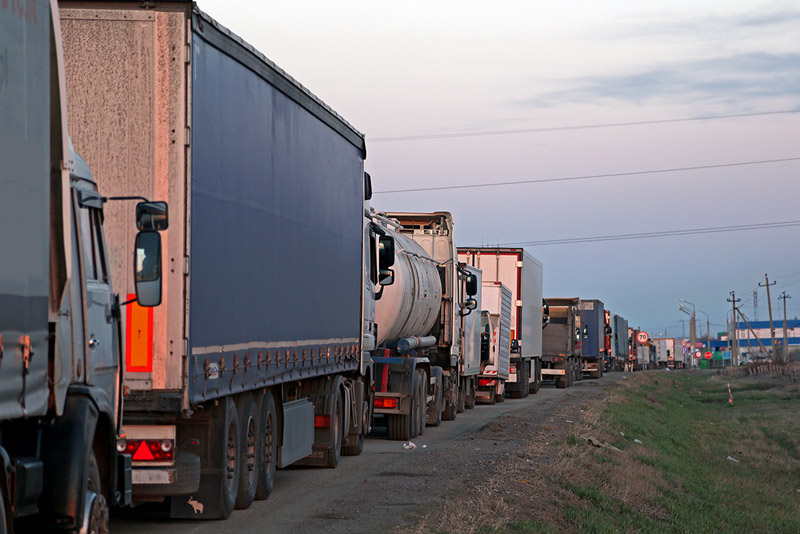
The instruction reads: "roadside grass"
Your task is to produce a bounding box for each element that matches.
[559,370,800,533]
[405,369,800,533]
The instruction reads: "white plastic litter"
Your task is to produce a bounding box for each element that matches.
[726,456,739,463]
[403,442,416,450]
[422,444,428,449]
[634,439,642,444]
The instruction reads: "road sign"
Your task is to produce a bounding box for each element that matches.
[681,339,689,347]
[637,331,649,343]
[694,351,701,359]
[704,351,712,359]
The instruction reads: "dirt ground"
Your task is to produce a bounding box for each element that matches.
[111,373,626,534]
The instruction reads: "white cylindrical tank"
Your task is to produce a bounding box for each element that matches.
[374,217,443,347]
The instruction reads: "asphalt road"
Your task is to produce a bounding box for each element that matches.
[111,373,624,533]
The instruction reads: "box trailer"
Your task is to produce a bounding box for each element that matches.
[60,0,386,519]
[542,298,584,388]
[458,248,544,398]
[611,314,629,371]
[476,282,513,403]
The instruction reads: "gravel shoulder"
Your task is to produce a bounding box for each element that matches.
[112,373,626,534]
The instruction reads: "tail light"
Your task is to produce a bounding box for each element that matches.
[374,397,398,409]
[119,439,176,461]
[314,415,331,428]
[478,378,496,387]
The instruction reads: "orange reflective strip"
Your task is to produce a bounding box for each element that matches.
[126,293,154,373]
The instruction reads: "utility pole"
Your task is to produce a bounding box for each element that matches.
[728,291,741,365]
[679,299,696,367]
[779,292,791,362]
[759,274,777,362]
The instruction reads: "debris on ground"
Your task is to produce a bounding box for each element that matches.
[727,456,739,463]
[403,442,416,450]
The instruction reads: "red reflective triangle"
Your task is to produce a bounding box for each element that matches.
[133,441,155,461]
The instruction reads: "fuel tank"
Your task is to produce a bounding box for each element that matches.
[373,215,443,347]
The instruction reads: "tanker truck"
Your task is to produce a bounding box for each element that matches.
[371,212,480,440]
[59,0,391,519]
[1,1,166,531]
[458,248,544,398]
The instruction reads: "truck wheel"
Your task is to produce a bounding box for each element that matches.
[255,390,277,500]
[457,387,466,413]
[0,485,5,534]
[83,450,109,534]
[219,398,240,519]
[529,360,541,394]
[427,367,443,427]
[510,361,528,398]
[442,374,457,421]
[236,394,258,509]
[323,388,344,468]
[387,411,412,441]
[416,369,427,436]
[342,394,368,457]
[465,379,476,409]
[556,376,568,389]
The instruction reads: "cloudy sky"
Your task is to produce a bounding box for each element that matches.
[200,0,799,339]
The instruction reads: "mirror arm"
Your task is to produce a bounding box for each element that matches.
[120,296,138,306]
[105,195,150,203]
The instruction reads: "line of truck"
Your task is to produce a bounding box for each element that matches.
[1,1,648,531]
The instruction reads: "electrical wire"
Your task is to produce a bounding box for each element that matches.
[500,220,800,247]
[374,156,800,194]
[369,109,800,143]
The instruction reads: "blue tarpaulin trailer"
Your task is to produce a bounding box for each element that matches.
[61,0,376,519]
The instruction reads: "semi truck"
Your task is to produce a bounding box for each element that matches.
[476,282,512,403]
[1,1,166,531]
[59,0,392,519]
[541,298,585,388]
[654,338,682,369]
[371,212,480,440]
[578,299,606,378]
[458,248,544,398]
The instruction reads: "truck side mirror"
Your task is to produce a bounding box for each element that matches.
[136,201,168,231]
[605,325,612,335]
[364,172,373,201]
[510,339,521,353]
[134,231,162,306]
[575,327,581,341]
[379,235,395,269]
[542,301,550,326]
[583,325,589,338]
[465,274,478,296]
[378,268,394,286]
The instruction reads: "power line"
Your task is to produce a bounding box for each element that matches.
[369,109,800,143]
[500,220,800,247]
[374,156,800,195]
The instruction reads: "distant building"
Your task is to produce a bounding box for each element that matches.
[713,319,800,350]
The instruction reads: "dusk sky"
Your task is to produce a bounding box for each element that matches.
[201,0,799,339]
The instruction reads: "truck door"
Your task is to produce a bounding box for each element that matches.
[76,198,120,415]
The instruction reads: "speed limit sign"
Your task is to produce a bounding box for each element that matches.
[637,331,649,343]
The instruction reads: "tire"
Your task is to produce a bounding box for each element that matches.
[465,378,476,409]
[510,361,528,399]
[457,386,466,413]
[556,376,568,389]
[323,387,344,468]
[416,369,427,436]
[84,450,109,534]
[218,398,240,519]
[427,367,443,427]
[255,390,277,501]
[529,360,541,394]
[0,486,5,534]
[442,374,457,421]
[236,394,258,510]
[495,392,505,403]
[387,413,412,441]
[342,388,368,456]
